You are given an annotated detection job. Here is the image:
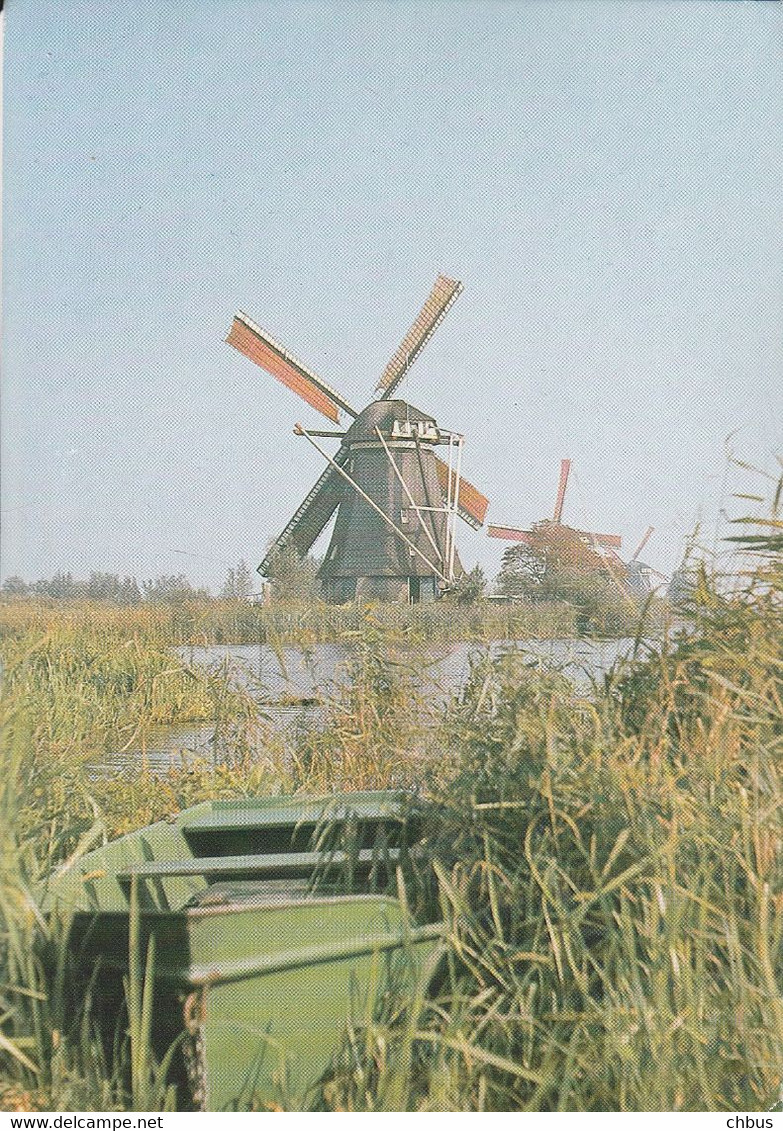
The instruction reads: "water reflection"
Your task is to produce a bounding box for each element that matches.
[175,637,639,702]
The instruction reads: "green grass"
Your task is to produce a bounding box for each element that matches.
[0,539,780,1111]
[320,551,783,1111]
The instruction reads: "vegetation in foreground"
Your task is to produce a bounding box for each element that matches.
[0,588,651,649]
[0,514,780,1111]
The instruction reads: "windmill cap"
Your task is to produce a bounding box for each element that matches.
[345,399,439,443]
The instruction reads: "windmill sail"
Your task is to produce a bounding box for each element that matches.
[258,449,350,575]
[488,522,621,548]
[226,312,356,423]
[631,525,655,561]
[376,275,463,399]
[487,524,536,544]
[553,458,572,523]
[434,457,489,529]
[586,531,623,549]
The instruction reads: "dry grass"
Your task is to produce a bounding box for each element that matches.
[0,534,779,1111]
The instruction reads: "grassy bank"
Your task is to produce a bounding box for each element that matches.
[328,576,782,1110]
[0,550,780,1110]
[0,591,658,649]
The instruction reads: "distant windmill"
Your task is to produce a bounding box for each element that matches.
[225,275,489,603]
[630,525,654,563]
[626,526,668,596]
[488,458,623,564]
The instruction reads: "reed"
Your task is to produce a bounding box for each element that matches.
[321,548,783,1111]
[1,511,779,1111]
[289,617,443,793]
[0,626,281,1108]
[0,594,648,649]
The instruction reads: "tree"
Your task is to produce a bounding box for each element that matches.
[221,559,253,600]
[1,576,30,597]
[141,574,209,604]
[118,576,142,605]
[40,571,83,600]
[265,545,320,602]
[86,572,124,602]
[1,571,137,604]
[447,565,487,605]
[495,543,547,598]
[492,525,632,632]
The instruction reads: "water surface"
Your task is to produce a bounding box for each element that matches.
[97,637,647,776]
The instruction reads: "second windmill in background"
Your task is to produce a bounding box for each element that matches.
[488,458,623,563]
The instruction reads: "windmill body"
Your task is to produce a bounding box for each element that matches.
[626,526,668,596]
[319,400,459,603]
[225,276,487,603]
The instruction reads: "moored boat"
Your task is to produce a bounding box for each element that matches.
[41,791,443,1111]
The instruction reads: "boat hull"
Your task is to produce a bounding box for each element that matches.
[43,792,442,1111]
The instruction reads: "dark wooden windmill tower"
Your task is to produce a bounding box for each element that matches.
[225,275,489,603]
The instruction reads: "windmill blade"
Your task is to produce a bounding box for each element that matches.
[580,530,623,550]
[376,275,463,399]
[434,456,489,529]
[487,524,536,545]
[630,525,654,561]
[226,311,357,424]
[553,458,572,523]
[258,448,349,575]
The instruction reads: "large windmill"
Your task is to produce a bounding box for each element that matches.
[225,275,489,604]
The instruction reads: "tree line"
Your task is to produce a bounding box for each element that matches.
[0,539,648,613]
[1,569,235,605]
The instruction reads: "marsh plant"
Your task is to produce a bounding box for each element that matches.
[320,513,783,1112]
[0,592,644,649]
[1,490,781,1110]
[289,614,444,793]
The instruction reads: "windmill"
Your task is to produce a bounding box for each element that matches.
[625,526,668,596]
[490,465,668,598]
[488,458,624,569]
[225,275,489,604]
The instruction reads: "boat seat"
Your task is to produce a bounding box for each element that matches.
[188,878,315,908]
[115,847,401,882]
[179,799,408,835]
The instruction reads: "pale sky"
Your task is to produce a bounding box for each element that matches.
[2,0,781,591]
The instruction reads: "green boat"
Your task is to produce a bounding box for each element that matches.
[42,791,444,1111]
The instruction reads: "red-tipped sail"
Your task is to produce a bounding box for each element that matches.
[553,458,572,523]
[226,312,356,423]
[434,456,489,529]
[487,524,536,544]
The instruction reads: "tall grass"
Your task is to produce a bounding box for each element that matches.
[289,616,444,793]
[0,617,273,855]
[1,518,779,1110]
[0,594,646,649]
[321,549,782,1111]
[0,618,284,1109]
